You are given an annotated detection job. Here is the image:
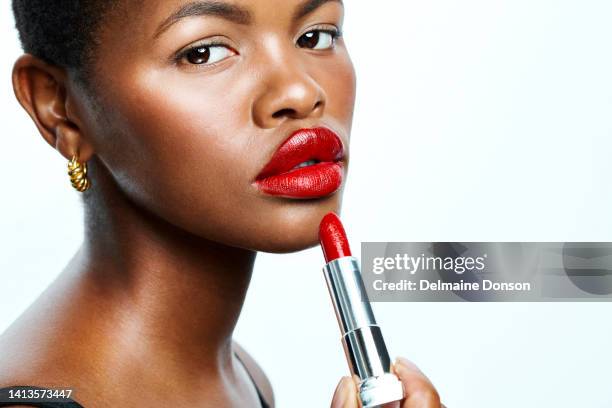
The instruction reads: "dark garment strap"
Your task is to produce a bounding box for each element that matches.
[234,352,270,408]
[0,385,83,407]
[0,353,269,408]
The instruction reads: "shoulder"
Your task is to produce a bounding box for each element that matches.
[0,332,87,406]
[232,340,275,408]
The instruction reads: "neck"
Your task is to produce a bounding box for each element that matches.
[76,158,256,375]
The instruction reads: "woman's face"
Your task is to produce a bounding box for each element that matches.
[79,0,355,252]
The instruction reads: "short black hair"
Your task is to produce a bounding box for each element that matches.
[12,0,118,85]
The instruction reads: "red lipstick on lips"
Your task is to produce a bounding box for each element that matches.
[319,212,352,262]
[255,127,345,199]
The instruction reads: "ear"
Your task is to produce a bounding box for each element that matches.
[11,53,94,162]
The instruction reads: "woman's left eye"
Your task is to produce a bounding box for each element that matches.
[178,44,236,66]
[297,29,339,50]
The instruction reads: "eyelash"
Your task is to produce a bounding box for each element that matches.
[173,26,343,67]
[312,27,343,38]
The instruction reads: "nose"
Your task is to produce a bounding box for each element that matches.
[252,61,326,129]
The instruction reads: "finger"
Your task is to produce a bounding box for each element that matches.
[331,376,359,408]
[349,375,363,408]
[393,357,442,408]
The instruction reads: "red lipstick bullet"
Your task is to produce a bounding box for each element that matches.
[319,212,352,262]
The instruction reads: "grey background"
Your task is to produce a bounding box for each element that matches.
[362,242,612,301]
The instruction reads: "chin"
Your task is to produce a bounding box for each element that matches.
[248,193,344,253]
[256,234,320,254]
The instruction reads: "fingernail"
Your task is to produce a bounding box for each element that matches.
[395,356,424,376]
[331,377,350,408]
[394,357,406,369]
[394,356,413,374]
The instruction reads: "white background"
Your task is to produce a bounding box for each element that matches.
[2,1,612,407]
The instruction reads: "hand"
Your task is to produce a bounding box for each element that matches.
[330,356,445,408]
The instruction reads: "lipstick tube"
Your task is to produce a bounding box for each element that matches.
[320,214,404,408]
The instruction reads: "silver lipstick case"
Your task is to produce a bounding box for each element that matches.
[323,256,404,408]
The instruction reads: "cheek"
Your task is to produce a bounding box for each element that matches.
[317,48,357,126]
[94,65,261,237]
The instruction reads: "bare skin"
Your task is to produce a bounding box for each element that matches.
[1,0,443,406]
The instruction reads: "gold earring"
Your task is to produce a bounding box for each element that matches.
[67,153,91,192]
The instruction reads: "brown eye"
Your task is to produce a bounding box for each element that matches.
[297,31,320,48]
[179,44,236,66]
[297,29,337,50]
[186,46,211,64]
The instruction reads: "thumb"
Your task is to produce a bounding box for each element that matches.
[331,376,359,408]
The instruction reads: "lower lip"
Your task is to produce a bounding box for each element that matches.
[255,161,344,199]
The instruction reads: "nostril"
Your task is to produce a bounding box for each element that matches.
[272,108,297,119]
[270,100,324,120]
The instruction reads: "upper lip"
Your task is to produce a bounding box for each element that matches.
[255,127,345,180]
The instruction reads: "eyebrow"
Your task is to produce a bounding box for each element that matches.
[153,0,343,40]
[294,0,343,20]
[153,1,252,39]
